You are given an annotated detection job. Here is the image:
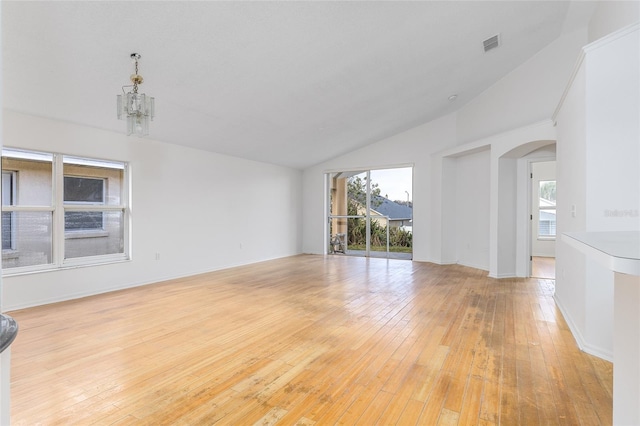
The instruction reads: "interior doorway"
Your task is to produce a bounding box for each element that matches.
[530,160,556,279]
[532,256,555,279]
[327,167,413,260]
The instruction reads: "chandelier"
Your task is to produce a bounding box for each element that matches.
[117,53,155,137]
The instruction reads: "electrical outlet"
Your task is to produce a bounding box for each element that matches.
[155,252,160,260]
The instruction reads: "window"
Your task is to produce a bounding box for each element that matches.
[1,149,129,273]
[2,171,16,250]
[64,176,105,231]
[538,180,556,239]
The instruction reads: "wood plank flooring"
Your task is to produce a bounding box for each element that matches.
[8,255,612,425]
[532,257,555,280]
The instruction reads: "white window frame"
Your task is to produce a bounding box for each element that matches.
[1,150,54,274]
[1,148,130,275]
[2,171,17,250]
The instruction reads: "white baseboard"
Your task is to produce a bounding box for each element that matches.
[488,272,517,279]
[456,260,489,273]
[553,294,613,362]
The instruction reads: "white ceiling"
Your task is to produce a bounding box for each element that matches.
[2,1,592,169]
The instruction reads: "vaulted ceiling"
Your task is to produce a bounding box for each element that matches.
[2,1,593,169]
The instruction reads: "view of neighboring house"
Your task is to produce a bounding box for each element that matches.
[539,197,557,237]
[368,195,412,231]
[1,149,126,270]
[349,194,412,230]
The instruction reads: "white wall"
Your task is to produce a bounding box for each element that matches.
[454,149,490,270]
[439,157,458,264]
[497,156,517,275]
[2,111,303,310]
[555,24,639,361]
[588,1,640,43]
[456,29,587,144]
[585,28,640,233]
[584,25,639,359]
[555,62,588,356]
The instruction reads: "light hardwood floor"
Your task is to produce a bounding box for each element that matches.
[9,255,612,425]
[532,257,555,280]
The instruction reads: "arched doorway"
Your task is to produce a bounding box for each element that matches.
[498,140,556,277]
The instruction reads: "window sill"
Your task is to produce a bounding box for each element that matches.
[65,230,109,239]
[2,255,130,277]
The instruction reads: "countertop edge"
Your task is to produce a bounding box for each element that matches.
[562,232,640,276]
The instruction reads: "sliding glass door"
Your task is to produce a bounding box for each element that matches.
[327,167,412,259]
[328,170,369,256]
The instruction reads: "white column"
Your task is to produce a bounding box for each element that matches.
[0,348,11,425]
[613,273,640,426]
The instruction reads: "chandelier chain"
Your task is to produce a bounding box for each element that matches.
[133,58,139,93]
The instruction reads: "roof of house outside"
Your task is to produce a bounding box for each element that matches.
[371,195,413,220]
[540,210,556,221]
[540,198,556,208]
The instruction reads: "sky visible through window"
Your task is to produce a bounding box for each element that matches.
[370,167,412,202]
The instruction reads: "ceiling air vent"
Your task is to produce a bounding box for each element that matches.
[483,34,501,52]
